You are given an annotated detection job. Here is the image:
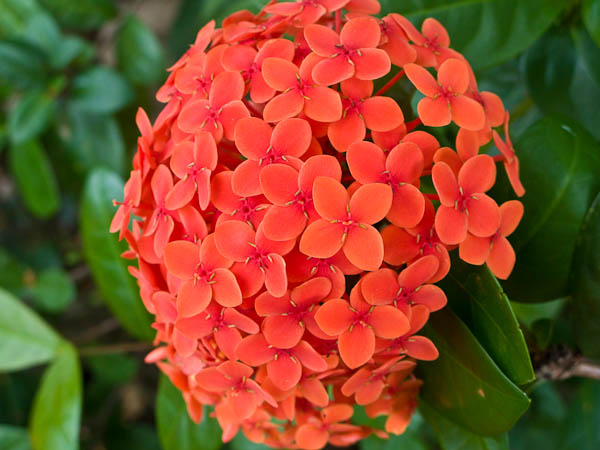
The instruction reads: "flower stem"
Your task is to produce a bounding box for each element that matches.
[374,70,405,96]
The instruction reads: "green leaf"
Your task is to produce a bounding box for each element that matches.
[574,26,600,107]
[29,343,82,450]
[557,380,600,449]
[583,0,600,47]
[79,169,153,340]
[8,90,57,145]
[9,140,60,219]
[0,40,47,89]
[569,192,600,358]
[440,259,534,385]
[21,12,61,57]
[38,0,116,30]
[51,36,90,70]
[86,354,138,386]
[501,117,600,301]
[0,287,61,372]
[230,434,269,450]
[418,309,530,435]
[117,15,165,85]
[0,0,40,38]
[380,0,570,69]
[0,425,31,450]
[358,412,428,450]
[156,375,223,450]
[420,400,509,450]
[31,267,76,313]
[71,67,133,114]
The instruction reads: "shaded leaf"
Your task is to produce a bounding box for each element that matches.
[0,425,31,450]
[38,0,116,30]
[30,267,76,314]
[8,90,57,145]
[29,343,82,450]
[0,0,40,38]
[420,400,509,450]
[440,259,534,385]
[70,67,133,114]
[156,375,223,450]
[418,309,530,435]
[9,140,60,219]
[501,117,600,301]
[117,15,165,85]
[557,380,600,449]
[79,169,153,340]
[583,0,600,47]
[0,40,47,89]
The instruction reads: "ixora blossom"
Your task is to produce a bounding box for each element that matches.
[112,1,525,448]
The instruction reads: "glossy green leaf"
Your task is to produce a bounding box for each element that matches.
[9,140,60,219]
[380,0,570,69]
[0,287,61,372]
[583,0,600,47]
[0,40,47,89]
[501,117,600,301]
[117,15,165,85]
[156,375,223,450]
[418,309,530,435]
[440,259,534,385]
[79,169,153,340]
[0,425,30,450]
[38,0,116,30]
[574,26,600,110]
[30,343,81,450]
[70,67,133,114]
[420,400,508,450]
[569,193,600,358]
[31,267,76,314]
[8,90,57,145]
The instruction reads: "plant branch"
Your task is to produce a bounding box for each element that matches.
[79,341,153,357]
[534,346,600,381]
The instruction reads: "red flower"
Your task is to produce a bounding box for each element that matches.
[305,16,391,85]
[266,0,349,26]
[110,169,141,239]
[144,165,175,257]
[295,404,360,450]
[493,112,525,197]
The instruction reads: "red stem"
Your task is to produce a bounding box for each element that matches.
[493,154,505,162]
[406,117,422,132]
[374,70,405,96]
[335,10,342,34]
[424,193,440,201]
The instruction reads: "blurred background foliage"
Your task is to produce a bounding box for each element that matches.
[0,0,599,449]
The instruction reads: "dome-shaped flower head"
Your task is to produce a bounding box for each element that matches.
[259,155,342,241]
[459,200,523,279]
[304,16,391,86]
[314,281,410,368]
[164,234,242,317]
[404,58,485,131]
[214,220,293,297]
[265,0,349,26]
[232,117,311,197]
[110,169,142,239]
[255,277,333,348]
[222,38,295,103]
[361,255,447,316]
[236,334,327,391]
[300,177,392,271]
[261,53,343,123]
[164,132,218,211]
[493,112,525,197]
[347,140,424,228]
[328,79,404,152]
[295,404,361,450]
[432,154,500,245]
[178,70,250,141]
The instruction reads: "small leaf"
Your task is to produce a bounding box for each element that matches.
[8,90,57,145]
[420,400,509,450]
[79,169,153,340]
[501,117,600,301]
[440,259,534,385]
[583,0,600,47]
[0,425,31,450]
[9,140,60,219]
[51,36,91,70]
[418,309,530,435]
[156,375,223,450]
[117,15,165,85]
[0,287,61,372]
[0,40,47,89]
[71,66,133,114]
[38,0,116,30]
[31,267,76,313]
[29,343,82,450]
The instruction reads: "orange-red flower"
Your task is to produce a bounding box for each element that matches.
[493,112,525,197]
[266,0,349,26]
[295,404,360,450]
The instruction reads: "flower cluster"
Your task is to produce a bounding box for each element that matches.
[112,0,524,448]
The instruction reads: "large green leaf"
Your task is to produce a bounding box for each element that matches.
[29,343,81,450]
[38,0,116,30]
[569,193,600,358]
[557,380,600,449]
[418,309,530,435]
[440,259,534,385]
[70,67,133,115]
[0,287,61,372]
[0,425,30,450]
[420,400,509,450]
[117,15,165,85]
[8,140,60,219]
[380,0,570,69]
[8,90,57,145]
[501,117,600,302]
[583,0,600,47]
[79,169,153,340]
[156,375,223,450]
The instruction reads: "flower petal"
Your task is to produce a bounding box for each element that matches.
[344,224,384,271]
[404,63,439,97]
[369,305,409,338]
[312,56,355,86]
[404,336,438,360]
[458,154,496,194]
[314,299,354,335]
[267,354,302,391]
[487,235,516,280]
[298,155,342,193]
[178,280,212,317]
[327,113,366,152]
[292,340,328,372]
[304,86,343,122]
[432,161,459,206]
[387,184,425,228]
[236,334,275,366]
[272,118,312,158]
[263,90,304,122]
[398,254,439,289]
[349,183,393,224]
[300,220,345,259]
[232,159,262,197]
[234,117,271,160]
[312,176,349,219]
[458,233,490,265]
[499,200,524,237]
[435,205,468,245]
[437,58,469,93]
[361,96,404,132]
[346,141,385,184]
[467,194,500,237]
[164,240,200,279]
[261,57,298,91]
[381,225,420,266]
[341,16,380,49]
[361,268,399,305]
[262,205,307,241]
[353,48,391,80]
[214,220,255,261]
[263,315,304,349]
[411,284,447,312]
[296,424,329,450]
[304,24,339,56]
[211,268,242,307]
[339,325,375,368]
[449,95,486,131]
[418,96,451,127]
[264,253,288,297]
